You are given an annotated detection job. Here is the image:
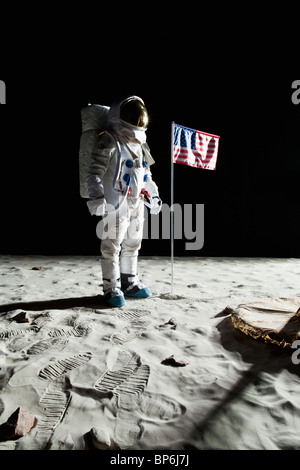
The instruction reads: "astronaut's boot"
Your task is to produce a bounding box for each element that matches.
[121,274,151,298]
[103,279,126,307]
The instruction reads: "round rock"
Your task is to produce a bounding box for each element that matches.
[90,426,111,450]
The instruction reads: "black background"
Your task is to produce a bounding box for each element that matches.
[0,31,299,258]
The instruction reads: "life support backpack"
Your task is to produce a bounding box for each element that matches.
[79,104,110,198]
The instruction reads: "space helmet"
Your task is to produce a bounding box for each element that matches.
[119,96,149,130]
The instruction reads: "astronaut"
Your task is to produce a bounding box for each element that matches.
[86,95,161,307]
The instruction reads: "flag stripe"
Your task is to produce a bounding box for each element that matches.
[174,149,216,161]
[174,158,216,170]
[174,157,216,166]
[175,148,217,155]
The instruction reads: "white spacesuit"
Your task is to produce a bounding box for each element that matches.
[86,95,161,307]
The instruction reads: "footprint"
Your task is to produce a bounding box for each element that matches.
[47,323,92,338]
[95,364,150,398]
[116,365,150,397]
[110,320,147,345]
[103,385,185,449]
[25,337,68,355]
[35,383,71,437]
[111,309,151,345]
[0,326,38,339]
[137,391,186,423]
[95,348,150,399]
[38,352,93,381]
[106,348,141,371]
[95,366,138,395]
[96,348,151,449]
[115,309,151,322]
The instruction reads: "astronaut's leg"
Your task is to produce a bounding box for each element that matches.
[120,201,151,298]
[100,212,129,307]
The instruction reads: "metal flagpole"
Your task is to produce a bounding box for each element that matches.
[170,121,175,295]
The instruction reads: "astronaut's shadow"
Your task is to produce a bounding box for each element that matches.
[188,309,300,445]
[0,294,108,315]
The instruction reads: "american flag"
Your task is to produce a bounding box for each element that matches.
[173,123,220,170]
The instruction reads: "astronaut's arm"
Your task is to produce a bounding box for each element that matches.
[143,170,162,214]
[86,133,115,216]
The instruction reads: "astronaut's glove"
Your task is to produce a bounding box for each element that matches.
[86,198,106,216]
[141,189,162,214]
[150,196,162,214]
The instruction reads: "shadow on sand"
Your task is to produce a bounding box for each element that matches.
[188,308,300,449]
[0,294,108,314]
